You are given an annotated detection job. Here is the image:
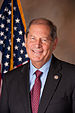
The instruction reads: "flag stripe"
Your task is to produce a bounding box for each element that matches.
[0,0,29,77]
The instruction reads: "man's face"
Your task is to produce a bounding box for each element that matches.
[25,24,57,68]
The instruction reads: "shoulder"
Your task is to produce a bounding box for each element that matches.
[57,57,75,80]
[3,61,29,82]
[53,55,75,69]
[52,55,75,77]
[53,56,75,85]
[59,58,75,71]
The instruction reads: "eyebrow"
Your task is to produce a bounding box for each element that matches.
[29,34,51,39]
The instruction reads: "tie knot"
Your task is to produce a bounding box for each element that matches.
[35,70,42,78]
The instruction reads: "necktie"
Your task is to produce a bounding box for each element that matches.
[0,73,1,96]
[31,70,42,113]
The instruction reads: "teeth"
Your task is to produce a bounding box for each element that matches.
[33,50,42,53]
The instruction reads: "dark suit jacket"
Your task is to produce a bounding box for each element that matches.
[1,55,75,113]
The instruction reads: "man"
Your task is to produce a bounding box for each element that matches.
[1,18,75,113]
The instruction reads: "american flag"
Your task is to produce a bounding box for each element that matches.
[0,0,29,77]
[0,63,1,95]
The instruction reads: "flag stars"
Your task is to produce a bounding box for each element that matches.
[22,42,25,47]
[4,36,7,39]
[14,26,17,31]
[19,30,22,35]
[4,7,8,12]
[7,19,10,23]
[20,49,24,54]
[6,28,9,32]
[0,14,2,18]
[9,39,11,43]
[25,54,28,58]
[2,16,5,20]
[14,53,16,57]
[6,54,10,59]
[15,18,20,23]
[14,7,16,11]
[18,57,22,61]
[8,10,11,15]
[0,0,28,74]
[7,46,10,51]
[0,24,4,28]
[4,62,9,67]
[15,45,18,50]
[0,40,3,44]
[3,70,8,74]
[0,32,4,36]
[16,38,21,42]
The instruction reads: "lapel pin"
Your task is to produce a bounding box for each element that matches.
[54,75,59,80]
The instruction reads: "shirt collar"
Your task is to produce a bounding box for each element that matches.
[30,55,52,75]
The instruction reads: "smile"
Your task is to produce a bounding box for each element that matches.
[32,49,43,54]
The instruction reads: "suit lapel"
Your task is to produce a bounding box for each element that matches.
[38,55,62,113]
[17,56,62,113]
[18,63,31,113]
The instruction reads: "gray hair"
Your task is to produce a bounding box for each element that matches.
[26,18,57,40]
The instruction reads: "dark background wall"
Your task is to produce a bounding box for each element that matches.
[0,0,75,64]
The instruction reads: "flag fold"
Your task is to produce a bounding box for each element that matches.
[0,0,28,77]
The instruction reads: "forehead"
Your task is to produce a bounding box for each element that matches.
[29,24,50,35]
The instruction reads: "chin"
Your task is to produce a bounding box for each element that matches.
[31,58,42,62]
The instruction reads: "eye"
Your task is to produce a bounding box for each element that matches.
[42,38,48,42]
[30,36,35,39]
[30,36,36,41]
[30,36,35,40]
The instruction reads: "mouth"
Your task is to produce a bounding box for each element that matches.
[32,49,43,54]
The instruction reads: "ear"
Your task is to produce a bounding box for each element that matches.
[24,34,27,47]
[52,38,58,51]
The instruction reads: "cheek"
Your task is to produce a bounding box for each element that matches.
[26,42,34,54]
[26,41,31,49]
[43,46,50,54]
[49,43,55,52]
[43,44,54,56]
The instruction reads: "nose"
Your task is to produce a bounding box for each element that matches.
[35,38,42,48]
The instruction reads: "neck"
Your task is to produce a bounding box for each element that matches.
[31,59,51,69]
[32,62,44,69]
